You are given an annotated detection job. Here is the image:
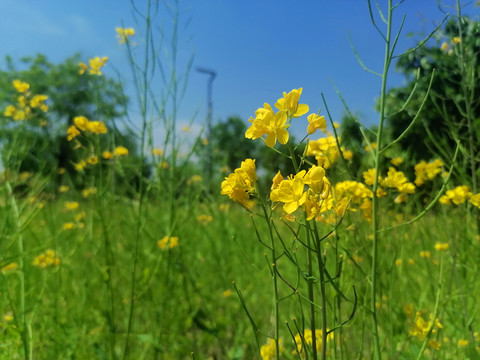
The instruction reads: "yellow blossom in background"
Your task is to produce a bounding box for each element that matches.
[74,116,90,131]
[221,159,257,208]
[13,79,30,93]
[4,105,17,117]
[87,121,108,134]
[458,339,469,347]
[75,211,86,222]
[152,148,164,156]
[79,57,108,75]
[57,168,66,175]
[82,187,97,198]
[116,27,135,44]
[1,262,19,273]
[307,113,327,134]
[67,125,81,141]
[364,142,377,152]
[408,311,442,348]
[306,136,341,168]
[181,125,190,132]
[260,338,284,360]
[32,250,61,268]
[420,251,431,258]
[197,214,213,225]
[441,42,449,51]
[62,221,75,230]
[59,185,69,193]
[453,36,461,44]
[414,159,443,186]
[469,193,480,208]
[391,157,403,166]
[274,87,309,118]
[363,168,382,186]
[64,201,79,211]
[382,167,415,194]
[293,329,334,354]
[439,185,470,205]
[103,151,114,159]
[219,203,230,212]
[157,236,179,250]
[395,259,403,266]
[87,156,98,165]
[434,242,449,251]
[74,160,87,171]
[114,146,129,156]
[3,312,14,322]
[202,137,209,145]
[342,149,353,160]
[222,289,232,298]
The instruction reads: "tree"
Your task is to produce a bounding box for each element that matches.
[383,16,480,184]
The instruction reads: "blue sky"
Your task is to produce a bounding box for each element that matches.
[1,1,478,140]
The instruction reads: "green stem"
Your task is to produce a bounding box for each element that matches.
[313,221,327,360]
[306,222,318,360]
[370,1,394,359]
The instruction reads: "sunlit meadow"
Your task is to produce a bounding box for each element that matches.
[1,1,480,360]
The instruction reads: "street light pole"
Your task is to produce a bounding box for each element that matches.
[196,67,216,191]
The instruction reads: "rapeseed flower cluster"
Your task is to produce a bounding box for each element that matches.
[78,56,109,76]
[245,88,310,147]
[260,338,284,360]
[32,250,61,268]
[221,159,257,208]
[405,306,443,350]
[293,329,334,355]
[4,79,49,121]
[438,185,480,208]
[116,27,135,44]
[414,159,443,186]
[67,116,108,141]
[157,236,179,250]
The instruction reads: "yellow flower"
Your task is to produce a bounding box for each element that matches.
[78,62,89,75]
[59,185,69,193]
[363,168,382,186]
[306,136,341,169]
[246,103,289,147]
[453,36,461,44]
[32,250,61,268]
[63,222,76,230]
[64,201,79,211]
[270,170,307,214]
[73,116,90,131]
[420,251,431,258]
[74,160,87,171]
[157,236,179,250]
[441,42,449,51]
[82,187,97,198]
[222,289,232,298]
[87,121,107,134]
[67,125,81,141]
[152,148,164,156]
[90,57,108,74]
[114,146,129,156]
[307,113,327,134]
[4,105,17,117]
[439,185,470,205]
[364,142,377,152]
[470,193,480,208]
[391,157,403,166]
[103,151,114,160]
[221,159,257,208]
[414,159,443,186]
[116,27,135,44]
[274,88,309,118]
[342,149,353,160]
[434,242,449,251]
[260,338,284,360]
[293,329,334,354]
[197,214,213,225]
[458,339,469,347]
[12,80,30,93]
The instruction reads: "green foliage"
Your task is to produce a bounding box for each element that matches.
[384,16,480,175]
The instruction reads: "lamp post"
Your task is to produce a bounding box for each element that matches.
[196,67,216,191]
